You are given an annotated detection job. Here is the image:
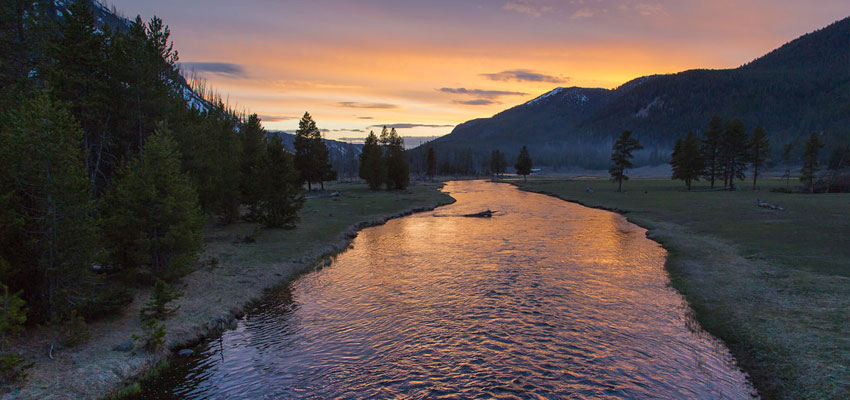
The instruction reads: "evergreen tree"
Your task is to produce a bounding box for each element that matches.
[240,114,267,218]
[609,130,642,192]
[670,132,704,190]
[800,132,824,192]
[749,125,770,190]
[359,131,385,190]
[102,122,204,280]
[490,150,507,178]
[425,145,437,181]
[0,92,98,320]
[514,146,533,182]
[259,135,305,228]
[311,128,334,191]
[700,115,723,188]
[384,128,410,190]
[294,112,319,190]
[720,118,749,190]
[46,2,110,192]
[782,141,794,186]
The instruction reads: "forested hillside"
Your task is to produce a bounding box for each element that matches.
[0,0,310,373]
[416,17,849,171]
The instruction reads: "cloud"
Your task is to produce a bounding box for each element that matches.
[503,0,552,17]
[480,69,568,83]
[367,123,455,129]
[438,87,527,99]
[180,62,246,77]
[357,116,374,120]
[337,102,399,109]
[570,8,594,19]
[257,114,297,122]
[453,99,497,106]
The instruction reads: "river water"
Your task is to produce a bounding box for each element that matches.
[134,180,755,399]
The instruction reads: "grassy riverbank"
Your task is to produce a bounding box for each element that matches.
[5,181,453,400]
[512,177,850,399]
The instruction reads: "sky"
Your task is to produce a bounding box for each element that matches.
[109,0,849,141]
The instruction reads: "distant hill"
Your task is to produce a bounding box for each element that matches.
[416,17,849,171]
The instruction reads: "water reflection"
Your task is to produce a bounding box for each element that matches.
[135,180,755,399]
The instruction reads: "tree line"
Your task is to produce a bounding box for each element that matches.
[358,127,410,190]
[0,1,312,371]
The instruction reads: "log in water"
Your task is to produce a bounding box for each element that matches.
[134,180,755,399]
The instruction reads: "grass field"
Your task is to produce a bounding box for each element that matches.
[512,177,850,399]
[9,181,453,400]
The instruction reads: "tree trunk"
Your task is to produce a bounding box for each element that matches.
[617,177,623,192]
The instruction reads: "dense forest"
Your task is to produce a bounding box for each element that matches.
[0,0,325,376]
[414,17,849,171]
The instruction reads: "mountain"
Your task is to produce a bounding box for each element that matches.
[417,17,850,171]
[269,131,363,177]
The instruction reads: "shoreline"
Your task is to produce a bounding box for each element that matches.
[4,182,455,400]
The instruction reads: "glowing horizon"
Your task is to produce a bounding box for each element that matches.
[110,0,849,141]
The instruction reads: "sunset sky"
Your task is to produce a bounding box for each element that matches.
[110,0,849,141]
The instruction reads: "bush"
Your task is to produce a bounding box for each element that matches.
[133,319,166,352]
[78,286,133,321]
[140,279,182,322]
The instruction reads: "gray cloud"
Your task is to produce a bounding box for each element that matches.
[454,99,497,106]
[337,102,398,109]
[257,114,297,122]
[367,123,455,129]
[357,116,374,120]
[480,69,568,83]
[439,87,527,99]
[180,62,246,77]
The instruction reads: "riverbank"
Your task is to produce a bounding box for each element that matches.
[4,181,454,400]
[511,177,850,399]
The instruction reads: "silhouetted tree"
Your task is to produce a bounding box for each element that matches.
[609,130,642,192]
[383,128,409,190]
[800,132,824,192]
[359,131,385,190]
[294,112,320,190]
[515,146,533,182]
[700,116,723,188]
[490,150,508,178]
[240,114,267,218]
[425,145,437,181]
[670,132,704,190]
[720,118,749,190]
[782,141,794,186]
[749,125,770,190]
[259,135,304,228]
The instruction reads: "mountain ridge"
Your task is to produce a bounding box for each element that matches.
[417,16,849,171]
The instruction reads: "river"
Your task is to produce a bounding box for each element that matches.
[133,180,755,399]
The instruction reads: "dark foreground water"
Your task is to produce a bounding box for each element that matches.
[134,180,755,399]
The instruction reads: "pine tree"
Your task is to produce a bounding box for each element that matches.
[800,132,824,193]
[749,125,770,190]
[103,122,204,280]
[671,132,704,190]
[515,146,533,182]
[139,278,182,322]
[359,131,385,190]
[46,2,110,192]
[259,135,305,228]
[425,145,437,181]
[384,128,410,190]
[240,114,267,218]
[310,128,334,191]
[490,150,507,178]
[294,112,319,190]
[700,116,723,188]
[720,118,749,190]
[782,141,794,186]
[0,92,98,320]
[609,130,642,192]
